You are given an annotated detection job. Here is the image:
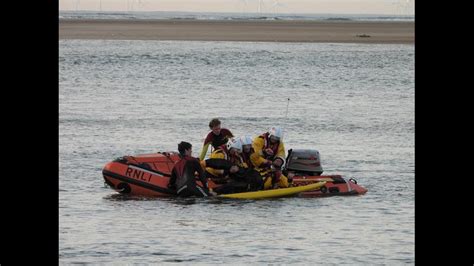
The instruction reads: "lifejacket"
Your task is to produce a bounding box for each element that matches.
[260,132,284,163]
[250,132,286,170]
[206,145,244,179]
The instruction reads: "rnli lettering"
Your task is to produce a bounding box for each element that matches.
[133,169,142,179]
[125,167,153,182]
[147,173,153,182]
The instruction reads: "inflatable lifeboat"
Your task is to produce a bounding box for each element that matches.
[102,149,367,197]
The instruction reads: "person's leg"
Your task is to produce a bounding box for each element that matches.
[190,183,210,197]
[246,169,264,191]
[178,183,210,197]
[278,174,289,188]
[228,180,249,193]
[213,183,234,194]
[177,188,193,197]
[213,180,247,194]
[263,176,273,190]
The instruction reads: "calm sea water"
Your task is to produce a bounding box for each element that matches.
[59,40,414,264]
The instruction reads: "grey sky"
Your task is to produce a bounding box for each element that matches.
[60,0,414,15]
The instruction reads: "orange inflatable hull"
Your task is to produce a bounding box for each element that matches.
[290,176,367,197]
[102,152,367,197]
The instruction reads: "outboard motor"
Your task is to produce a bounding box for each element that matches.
[285,149,323,176]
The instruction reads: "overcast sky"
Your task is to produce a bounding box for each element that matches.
[59,0,414,15]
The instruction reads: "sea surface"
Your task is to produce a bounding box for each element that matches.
[59,40,414,264]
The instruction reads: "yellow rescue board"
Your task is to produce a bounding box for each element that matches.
[218,181,326,199]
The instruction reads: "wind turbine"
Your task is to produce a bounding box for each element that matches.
[271,0,286,14]
[139,0,147,10]
[403,0,413,15]
[128,0,146,11]
[128,0,136,11]
[237,0,249,12]
[257,0,267,13]
[392,0,413,15]
[388,0,399,14]
[73,0,80,11]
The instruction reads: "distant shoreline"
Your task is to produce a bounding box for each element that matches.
[59,19,414,44]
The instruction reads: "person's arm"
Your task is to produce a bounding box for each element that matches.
[194,159,208,189]
[199,142,211,160]
[274,142,286,166]
[250,137,269,167]
[202,158,233,170]
[206,151,226,177]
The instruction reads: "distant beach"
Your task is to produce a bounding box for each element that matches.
[59,19,414,44]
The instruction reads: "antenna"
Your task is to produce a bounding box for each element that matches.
[284,97,290,144]
[285,97,290,119]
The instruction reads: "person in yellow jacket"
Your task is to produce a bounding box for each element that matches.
[205,138,242,183]
[250,126,289,189]
[240,135,256,169]
[203,138,263,193]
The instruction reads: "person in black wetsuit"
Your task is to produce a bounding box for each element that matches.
[199,118,234,160]
[168,141,214,197]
